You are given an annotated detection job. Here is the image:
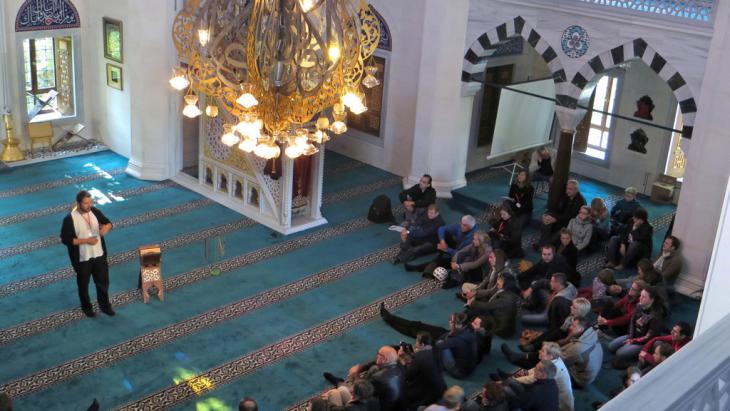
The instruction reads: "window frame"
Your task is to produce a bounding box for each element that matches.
[574,72,623,165]
[342,48,390,148]
[16,30,83,125]
[24,37,59,115]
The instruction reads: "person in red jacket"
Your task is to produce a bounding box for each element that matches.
[596,280,646,336]
[638,321,692,367]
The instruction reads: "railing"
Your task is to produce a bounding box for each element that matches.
[600,312,730,410]
[576,0,715,23]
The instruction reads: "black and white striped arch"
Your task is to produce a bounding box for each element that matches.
[564,38,696,138]
[461,16,567,98]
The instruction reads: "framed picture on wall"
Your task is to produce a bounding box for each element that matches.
[106,64,123,90]
[103,17,123,63]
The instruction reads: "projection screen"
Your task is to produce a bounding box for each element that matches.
[487,78,556,159]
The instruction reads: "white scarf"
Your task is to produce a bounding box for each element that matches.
[71,209,104,262]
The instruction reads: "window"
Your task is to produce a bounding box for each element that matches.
[23,36,76,121]
[579,75,619,160]
[665,105,686,180]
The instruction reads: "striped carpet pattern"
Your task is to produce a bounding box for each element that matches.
[0,150,688,411]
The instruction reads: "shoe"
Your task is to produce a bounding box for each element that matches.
[455,292,467,302]
[501,343,524,364]
[100,307,116,316]
[379,302,390,319]
[404,263,418,272]
[489,373,502,382]
[82,308,95,318]
[392,258,402,265]
[323,372,344,387]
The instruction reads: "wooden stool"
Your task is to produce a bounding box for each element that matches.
[27,122,55,155]
[139,245,164,303]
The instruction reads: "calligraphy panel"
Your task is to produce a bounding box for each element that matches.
[16,0,81,32]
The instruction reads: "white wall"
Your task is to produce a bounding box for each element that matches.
[570,61,677,194]
[326,0,425,178]
[83,1,131,157]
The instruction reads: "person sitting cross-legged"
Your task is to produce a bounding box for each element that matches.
[405,215,478,276]
[489,206,524,259]
[561,318,604,387]
[605,207,653,270]
[610,187,641,236]
[507,360,560,411]
[535,179,586,249]
[566,206,593,256]
[517,244,572,291]
[520,272,577,328]
[399,331,447,409]
[506,169,534,231]
[399,174,437,226]
[441,230,491,289]
[463,272,521,339]
[639,342,674,375]
[653,235,683,289]
[637,321,692,371]
[492,342,574,411]
[395,203,445,264]
[607,287,666,369]
[458,249,507,303]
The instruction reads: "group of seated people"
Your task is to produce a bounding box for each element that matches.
[308,148,689,410]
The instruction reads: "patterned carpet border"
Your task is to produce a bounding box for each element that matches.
[0,214,385,345]
[0,167,127,199]
[0,247,400,398]
[322,176,401,204]
[0,199,215,259]
[114,279,441,411]
[324,160,365,177]
[0,181,177,226]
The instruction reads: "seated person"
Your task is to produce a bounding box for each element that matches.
[322,346,405,411]
[653,236,683,288]
[519,273,576,328]
[423,385,465,411]
[637,321,692,369]
[459,249,507,301]
[610,187,641,235]
[605,208,653,270]
[492,342,573,411]
[463,272,521,339]
[506,169,534,230]
[464,382,508,411]
[608,287,666,369]
[507,360,560,411]
[639,342,674,374]
[536,180,586,248]
[561,318,604,387]
[489,207,524,259]
[442,230,490,288]
[577,268,617,312]
[399,174,436,225]
[436,313,479,379]
[554,229,579,286]
[400,332,447,409]
[380,304,492,362]
[589,197,610,246]
[405,215,478,275]
[517,244,572,291]
[566,206,593,254]
[529,146,556,183]
[395,203,445,264]
[596,280,646,337]
[318,379,380,411]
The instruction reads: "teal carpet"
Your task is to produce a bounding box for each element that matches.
[0,150,698,411]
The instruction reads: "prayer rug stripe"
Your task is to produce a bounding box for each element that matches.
[0,181,177,226]
[0,167,127,199]
[114,280,441,411]
[0,247,400,398]
[0,199,216,259]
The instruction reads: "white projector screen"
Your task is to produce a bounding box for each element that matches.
[487,79,556,159]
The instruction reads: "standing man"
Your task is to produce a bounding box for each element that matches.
[60,190,115,317]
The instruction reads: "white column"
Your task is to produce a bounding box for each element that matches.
[672,0,730,297]
[695,175,730,334]
[125,0,178,180]
[308,148,325,220]
[406,0,470,198]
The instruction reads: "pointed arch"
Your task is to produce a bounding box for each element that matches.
[15,0,80,32]
[370,7,392,51]
[566,38,697,138]
[461,16,567,97]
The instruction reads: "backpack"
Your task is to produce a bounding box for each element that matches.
[367,195,394,223]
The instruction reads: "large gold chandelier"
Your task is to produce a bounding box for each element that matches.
[171,0,381,160]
